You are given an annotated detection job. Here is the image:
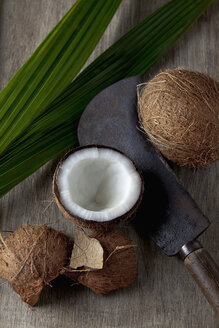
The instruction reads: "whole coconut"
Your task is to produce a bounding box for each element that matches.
[138,69,219,167]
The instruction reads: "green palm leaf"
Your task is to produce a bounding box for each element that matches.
[0,0,215,197]
[0,0,122,154]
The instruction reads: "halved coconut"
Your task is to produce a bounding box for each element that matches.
[53,146,143,229]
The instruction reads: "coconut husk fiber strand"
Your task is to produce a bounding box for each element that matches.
[0,225,73,306]
[64,229,137,294]
[138,69,219,167]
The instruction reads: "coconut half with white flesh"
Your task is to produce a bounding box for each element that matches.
[53,146,143,229]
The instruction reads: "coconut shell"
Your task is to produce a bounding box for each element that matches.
[64,229,137,294]
[70,227,104,270]
[53,145,144,231]
[138,69,219,167]
[0,225,73,306]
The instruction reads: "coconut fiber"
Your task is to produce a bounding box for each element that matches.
[138,69,219,167]
[0,225,73,306]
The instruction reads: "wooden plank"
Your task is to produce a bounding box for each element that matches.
[0,0,218,327]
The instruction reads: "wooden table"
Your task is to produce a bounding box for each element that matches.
[0,1,218,327]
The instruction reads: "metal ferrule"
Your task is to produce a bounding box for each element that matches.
[179,240,203,260]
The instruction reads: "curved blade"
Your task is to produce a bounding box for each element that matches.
[77,76,210,256]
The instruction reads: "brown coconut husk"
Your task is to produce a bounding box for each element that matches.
[138,69,219,167]
[0,225,73,306]
[64,229,137,294]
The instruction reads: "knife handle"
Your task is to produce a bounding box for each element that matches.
[180,240,219,317]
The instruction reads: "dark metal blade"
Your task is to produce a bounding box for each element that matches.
[77,76,210,256]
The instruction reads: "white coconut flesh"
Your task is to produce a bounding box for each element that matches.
[57,147,142,222]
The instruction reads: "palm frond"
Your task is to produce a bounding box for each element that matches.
[0,0,215,197]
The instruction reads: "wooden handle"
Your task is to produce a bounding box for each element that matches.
[184,247,219,317]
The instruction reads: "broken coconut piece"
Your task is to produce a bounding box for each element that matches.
[70,227,103,269]
[64,229,137,294]
[53,145,144,229]
[0,225,73,306]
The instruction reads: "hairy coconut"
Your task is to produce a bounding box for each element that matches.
[53,145,143,230]
[0,225,73,306]
[64,229,137,294]
[138,69,219,167]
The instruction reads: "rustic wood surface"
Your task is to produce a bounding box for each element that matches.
[0,0,218,327]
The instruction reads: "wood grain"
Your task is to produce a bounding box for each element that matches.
[0,0,219,327]
[184,248,219,317]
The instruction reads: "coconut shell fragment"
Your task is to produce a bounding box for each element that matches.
[138,69,219,167]
[70,227,104,270]
[64,229,137,295]
[0,225,73,306]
